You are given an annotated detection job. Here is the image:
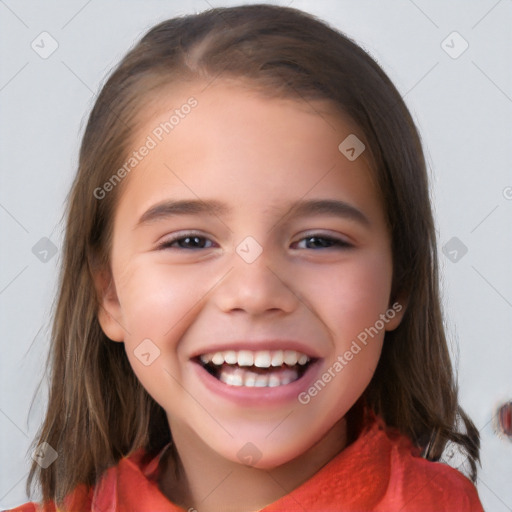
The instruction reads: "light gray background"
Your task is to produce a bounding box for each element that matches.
[1,0,511,509]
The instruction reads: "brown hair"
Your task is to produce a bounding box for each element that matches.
[27,3,480,507]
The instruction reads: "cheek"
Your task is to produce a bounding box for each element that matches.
[301,251,393,339]
[114,262,199,410]
[303,254,391,416]
[115,260,210,341]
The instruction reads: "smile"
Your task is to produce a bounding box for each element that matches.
[197,349,314,387]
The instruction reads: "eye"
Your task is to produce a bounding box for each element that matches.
[157,232,352,251]
[293,234,353,250]
[157,232,216,250]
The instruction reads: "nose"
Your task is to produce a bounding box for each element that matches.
[214,245,299,316]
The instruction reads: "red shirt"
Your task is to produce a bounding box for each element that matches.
[8,414,484,511]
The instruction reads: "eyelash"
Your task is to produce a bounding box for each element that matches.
[156,232,353,251]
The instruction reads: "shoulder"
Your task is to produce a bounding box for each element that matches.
[394,456,483,510]
[3,503,53,512]
[3,446,169,512]
[3,491,89,512]
[378,424,484,511]
[3,465,97,512]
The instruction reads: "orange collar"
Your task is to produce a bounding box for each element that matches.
[53,413,482,512]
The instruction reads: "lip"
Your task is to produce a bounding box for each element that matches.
[190,357,323,407]
[189,340,322,359]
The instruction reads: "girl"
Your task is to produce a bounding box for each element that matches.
[10,4,484,511]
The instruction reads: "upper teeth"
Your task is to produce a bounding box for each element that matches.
[200,349,310,368]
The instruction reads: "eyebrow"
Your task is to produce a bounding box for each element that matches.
[134,198,370,228]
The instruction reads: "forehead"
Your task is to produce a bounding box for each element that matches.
[134,77,365,159]
[115,79,383,224]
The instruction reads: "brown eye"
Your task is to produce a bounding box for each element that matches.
[158,233,215,250]
[293,235,352,250]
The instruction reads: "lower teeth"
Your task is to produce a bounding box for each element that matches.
[217,365,300,387]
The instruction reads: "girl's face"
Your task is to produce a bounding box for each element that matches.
[96,79,405,468]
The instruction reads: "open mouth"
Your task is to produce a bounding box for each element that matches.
[195,349,315,388]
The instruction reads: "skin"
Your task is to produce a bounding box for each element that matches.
[95,79,406,512]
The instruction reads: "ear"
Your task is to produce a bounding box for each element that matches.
[93,268,125,342]
[384,293,408,332]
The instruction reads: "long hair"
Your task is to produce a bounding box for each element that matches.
[27,4,480,507]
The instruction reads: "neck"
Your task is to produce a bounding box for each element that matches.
[158,417,348,512]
